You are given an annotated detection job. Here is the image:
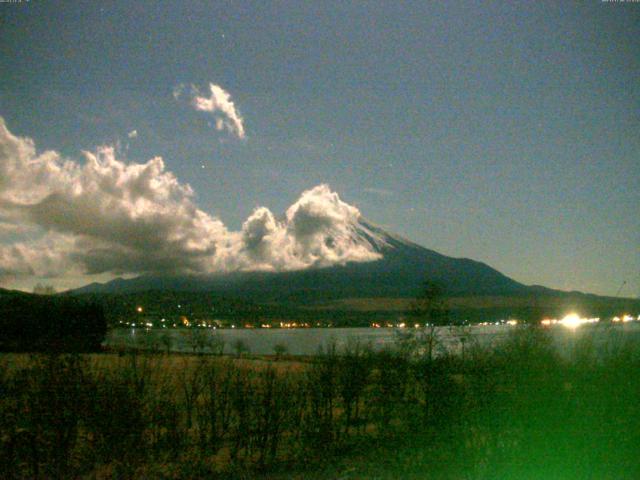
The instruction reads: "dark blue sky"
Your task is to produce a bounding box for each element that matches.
[0,1,638,295]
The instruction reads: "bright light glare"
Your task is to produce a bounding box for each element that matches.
[558,313,599,329]
[560,313,582,329]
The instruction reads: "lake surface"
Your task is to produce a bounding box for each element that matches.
[106,322,640,356]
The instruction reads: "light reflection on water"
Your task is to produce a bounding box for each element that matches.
[105,322,640,356]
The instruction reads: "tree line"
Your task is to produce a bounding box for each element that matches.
[0,294,106,352]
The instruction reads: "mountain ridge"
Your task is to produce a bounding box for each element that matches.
[67,219,636,305]
[69,219,529,300]
[64,220,640,323]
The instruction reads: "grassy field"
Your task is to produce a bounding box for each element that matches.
[1,327,640,479]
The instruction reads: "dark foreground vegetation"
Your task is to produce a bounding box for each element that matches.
[1,327,639,479]
[0,294,106,352]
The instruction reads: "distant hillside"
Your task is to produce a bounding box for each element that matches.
[67,220,640,324]
[71,220,528,301]
[0,287,30,299]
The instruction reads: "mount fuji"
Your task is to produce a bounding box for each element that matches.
[71,219,528,299]
[68,217,639,323]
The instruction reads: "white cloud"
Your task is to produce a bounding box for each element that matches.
[128,129,138,139]
[0,221,35,237]
[189,83,246,139]
[237,185,384,271]
[0,117,383,284]
[173,82,246,139]
[0,233,77,279]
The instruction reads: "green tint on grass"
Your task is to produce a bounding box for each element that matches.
[1,326,639,479]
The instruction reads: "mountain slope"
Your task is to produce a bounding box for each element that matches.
[71,219,528,301]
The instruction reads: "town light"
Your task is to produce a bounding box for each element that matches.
[560,313,581,329]
[558,313,599,329]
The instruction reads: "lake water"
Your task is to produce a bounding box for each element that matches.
[105,322,640,356]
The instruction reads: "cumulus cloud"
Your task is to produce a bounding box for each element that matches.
[0,233,77,279]
[177,82,246,139]
[0,117,383,283]
[237,185,384,271]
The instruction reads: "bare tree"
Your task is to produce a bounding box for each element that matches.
[160,332,173,355]
[273,342,288,360]
[33,283,56,295]
[233,338,250,358]
[405,281,450,360]
[188,328,209,354]
[210,333,226,355]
